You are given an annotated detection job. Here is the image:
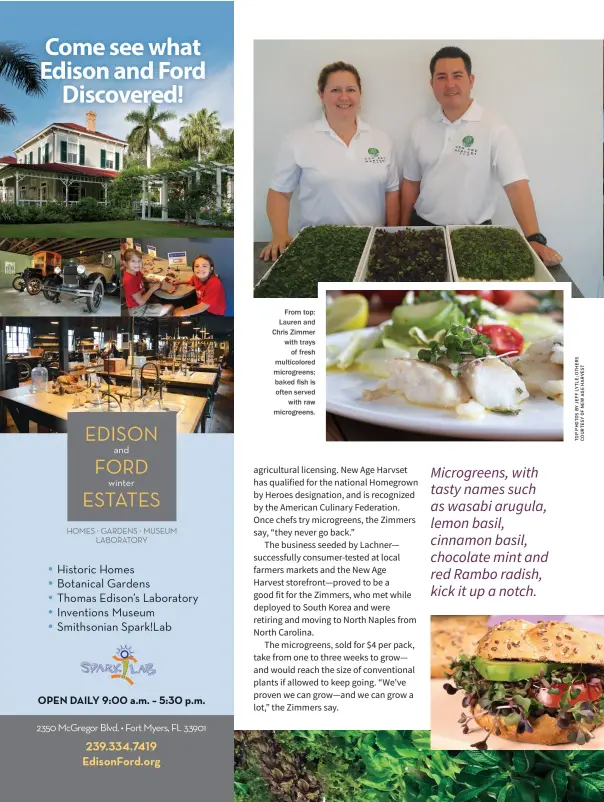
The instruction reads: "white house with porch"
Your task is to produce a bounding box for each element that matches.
[0,111,126,205]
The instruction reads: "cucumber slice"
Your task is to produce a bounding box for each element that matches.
[391,300,465,338]
[392,300,451,327]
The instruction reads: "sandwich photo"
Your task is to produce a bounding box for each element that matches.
[443,619,604,748]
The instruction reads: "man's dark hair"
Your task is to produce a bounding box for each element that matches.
[430,47,472,77]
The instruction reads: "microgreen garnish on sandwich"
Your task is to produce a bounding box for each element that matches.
[443,619,604,748]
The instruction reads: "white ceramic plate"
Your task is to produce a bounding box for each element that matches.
[326,330,563,441]
[430,679,604,750]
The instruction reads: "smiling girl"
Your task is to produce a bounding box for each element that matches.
[173,253,227,317]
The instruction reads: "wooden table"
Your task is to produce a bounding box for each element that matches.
[142,256,196,302]
[151,282,195,302]
[254,241,585,297]
[97,367,219,397]
[0,386,208,433]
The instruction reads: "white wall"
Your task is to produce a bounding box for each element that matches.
[254,40,603,297]
[15,131,124,172]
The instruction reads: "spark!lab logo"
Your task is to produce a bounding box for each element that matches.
[80,645,156,685]
[365,146,386,164]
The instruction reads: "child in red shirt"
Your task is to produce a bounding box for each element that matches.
[173,254,227,317]
[122,249,173,317]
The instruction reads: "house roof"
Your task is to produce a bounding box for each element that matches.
[7,162,119,179]
[0,156,17,164]
[51,123,127,144]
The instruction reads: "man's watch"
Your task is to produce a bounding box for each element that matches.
[526,233,547,246]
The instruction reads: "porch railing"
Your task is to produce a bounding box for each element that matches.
[6,198,108,206]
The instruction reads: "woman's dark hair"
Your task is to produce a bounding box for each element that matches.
[192,253,219,279]
[318,61,362,93]
[430,46,472,77]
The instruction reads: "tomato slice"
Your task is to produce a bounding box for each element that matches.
[491,290,513,307]
[537,681,602,708]
[456,290,495,302]
[474,324,524,356]
[373,290,407,307]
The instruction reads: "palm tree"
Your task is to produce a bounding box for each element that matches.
[179,109,220,162]
[212,128,234,164]
[125,102,176,168]
[0,43,46,124]
[162,135,196,163]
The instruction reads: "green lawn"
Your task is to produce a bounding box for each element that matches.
[0,220,233,237]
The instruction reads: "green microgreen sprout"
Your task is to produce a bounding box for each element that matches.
[450,227,535,280]
[254,225,370,298]
[418,324,494,376]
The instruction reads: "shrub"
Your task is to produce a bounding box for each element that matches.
[0,204,34,224]
[38,202,72,223]
[211,210,234,228]
[70,197,107,221]
[106,205,136,221]
[168,198,187,221]
[0,199,136,224]
[107,165,148,208]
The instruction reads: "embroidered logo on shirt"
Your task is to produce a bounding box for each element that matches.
[365,147,386,164]
[454,134,478,156]
[454,145,478,156]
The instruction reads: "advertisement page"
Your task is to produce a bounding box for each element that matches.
[1,0,603,800]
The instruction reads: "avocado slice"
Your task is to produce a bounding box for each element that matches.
[473,656,549,681]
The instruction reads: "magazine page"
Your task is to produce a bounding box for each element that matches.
[236,2,604,801]
[0,2,234,800]
[0,0,603,801]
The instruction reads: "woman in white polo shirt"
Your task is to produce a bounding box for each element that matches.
[260,61,400,262]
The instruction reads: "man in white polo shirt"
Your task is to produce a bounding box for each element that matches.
[401,46,562,266]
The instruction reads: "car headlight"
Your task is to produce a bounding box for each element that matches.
[54,266,61,274]
[76,265,86,275]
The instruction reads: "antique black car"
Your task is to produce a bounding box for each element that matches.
[42,254,119,313]
[13,251,62,295]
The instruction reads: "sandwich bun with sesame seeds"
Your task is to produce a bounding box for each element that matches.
[445,619,604,748]
[431,616,490,678]
[476,619,604,665]
[470,702,600,745]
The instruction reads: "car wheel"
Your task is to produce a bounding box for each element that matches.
[43,279,60,302]
[12,274,25,292]
[18,362,31,382]
[26,276,43,295]
[86,278,104,312]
